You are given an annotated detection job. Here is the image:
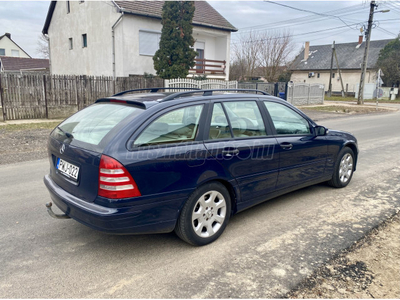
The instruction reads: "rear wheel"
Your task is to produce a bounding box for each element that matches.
[175,182,231,246]
[328,147,355,188]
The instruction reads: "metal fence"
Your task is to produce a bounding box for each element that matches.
[286,83,325,105]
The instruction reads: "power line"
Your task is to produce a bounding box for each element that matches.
[264,1,358,30]
[238,3,366,31]
[231,23,361,45]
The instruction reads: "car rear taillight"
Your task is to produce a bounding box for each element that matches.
[98,155,141,199]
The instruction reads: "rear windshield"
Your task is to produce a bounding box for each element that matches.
[52,103,143,148]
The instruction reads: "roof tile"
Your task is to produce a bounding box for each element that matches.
[290,39,393,71]
[0,56,49,72]
[115,1,237,32]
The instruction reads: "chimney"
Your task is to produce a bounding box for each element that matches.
[5,33,11,39]
[358,35,363,45]
[304,41,310,61]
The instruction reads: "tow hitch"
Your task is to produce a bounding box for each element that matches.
[45,202,71,219]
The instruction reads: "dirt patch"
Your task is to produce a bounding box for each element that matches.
[286,212,400,299]
[0,122,59,165]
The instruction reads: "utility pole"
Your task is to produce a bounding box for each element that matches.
[333,47,346,97]
[357,0,376,105]
[327,41,335,97]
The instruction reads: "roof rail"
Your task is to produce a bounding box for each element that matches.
[112,87,200,97]
[160,89,270,102]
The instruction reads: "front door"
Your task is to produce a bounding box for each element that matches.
[263,101,328,190]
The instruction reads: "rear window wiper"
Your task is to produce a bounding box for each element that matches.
[57,126,74,139]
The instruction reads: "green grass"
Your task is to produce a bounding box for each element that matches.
[1,121,60,131]
[325,96,400,104]
[302,105,389,114]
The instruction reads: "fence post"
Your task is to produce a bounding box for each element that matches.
[284,82,288,101]
[307,84,311,105]
[43,75,49,119]
[0,75,6,121]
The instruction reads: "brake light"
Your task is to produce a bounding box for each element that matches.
[98,155,141,199]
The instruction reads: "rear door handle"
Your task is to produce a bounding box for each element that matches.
[222,149,239,157]
[280,142,293,150]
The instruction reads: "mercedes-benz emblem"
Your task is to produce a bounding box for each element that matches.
[60,144,65,154]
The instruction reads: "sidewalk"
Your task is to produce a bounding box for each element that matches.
[0,119,63,126]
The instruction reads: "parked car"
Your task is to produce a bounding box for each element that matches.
[44,88,358,246]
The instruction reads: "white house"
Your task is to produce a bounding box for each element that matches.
[0,33,31,58]
[42,1,237,80]
[289,38,394,94]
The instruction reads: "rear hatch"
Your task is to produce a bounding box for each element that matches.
[48,102,144,202]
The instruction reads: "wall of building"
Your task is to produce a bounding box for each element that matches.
[119,16,231,79]
[291,70,376,93]
[47,1,231,79]
[0,36,30,58]
[48,1,120,76]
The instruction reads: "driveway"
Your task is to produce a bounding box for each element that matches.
[0,110,399,298]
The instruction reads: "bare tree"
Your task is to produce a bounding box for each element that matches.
[258,30,294,82]
[36,34,49,59]
[230,30,294,82]
[230,31,262,81]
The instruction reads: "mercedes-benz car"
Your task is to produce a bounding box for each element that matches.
[44,88,358,246]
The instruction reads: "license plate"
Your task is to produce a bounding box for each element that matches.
[57,158,80,180]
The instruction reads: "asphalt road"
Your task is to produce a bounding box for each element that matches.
[1,110,399,298]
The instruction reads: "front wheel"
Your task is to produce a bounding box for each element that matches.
[328,147,355,188]
[175,182,232,246]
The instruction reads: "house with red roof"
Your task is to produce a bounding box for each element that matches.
[42,1,237,80]
[0,33,50,73]
[0,33,31,58]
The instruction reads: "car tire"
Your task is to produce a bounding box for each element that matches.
[328,147,355,188]
[175,182,231,246]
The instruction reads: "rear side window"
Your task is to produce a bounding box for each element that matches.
[223,101,266,138]
[52,103,143,146]
[134,104,203,147]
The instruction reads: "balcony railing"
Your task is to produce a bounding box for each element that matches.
[189,58,226,75]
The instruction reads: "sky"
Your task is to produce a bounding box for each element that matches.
[0,0,399,59]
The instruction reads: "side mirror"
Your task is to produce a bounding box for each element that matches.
[315,125,328,136]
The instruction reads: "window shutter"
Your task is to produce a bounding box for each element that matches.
[139,31,161,56]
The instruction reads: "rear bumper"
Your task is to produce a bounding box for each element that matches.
[43,175,186,234]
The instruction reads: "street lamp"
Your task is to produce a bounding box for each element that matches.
[357,1,390,105]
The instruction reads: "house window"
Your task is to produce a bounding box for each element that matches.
[11,50,19,57]
[69,38,73,50]
[82,34,87,48]
[317,73,320,78]
[66,1,70,13]
[139,30,161,56]
[79,0,84,3]
[332,73,335,78]
[0,48,5,56]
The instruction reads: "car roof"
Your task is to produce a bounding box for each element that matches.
[95,88,275,109]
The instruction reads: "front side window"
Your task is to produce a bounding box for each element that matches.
[139,30,161,56]
[134,104,203,147]
[69,38,73,50]
[264,102,311,135]
[0,48,5,56]
[223,101,266,138]
[11,50,19,57]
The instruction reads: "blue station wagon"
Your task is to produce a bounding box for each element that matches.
[44,88,358,246]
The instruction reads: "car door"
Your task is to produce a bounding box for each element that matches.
[203,100,280,204]
[263,101,328,191]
